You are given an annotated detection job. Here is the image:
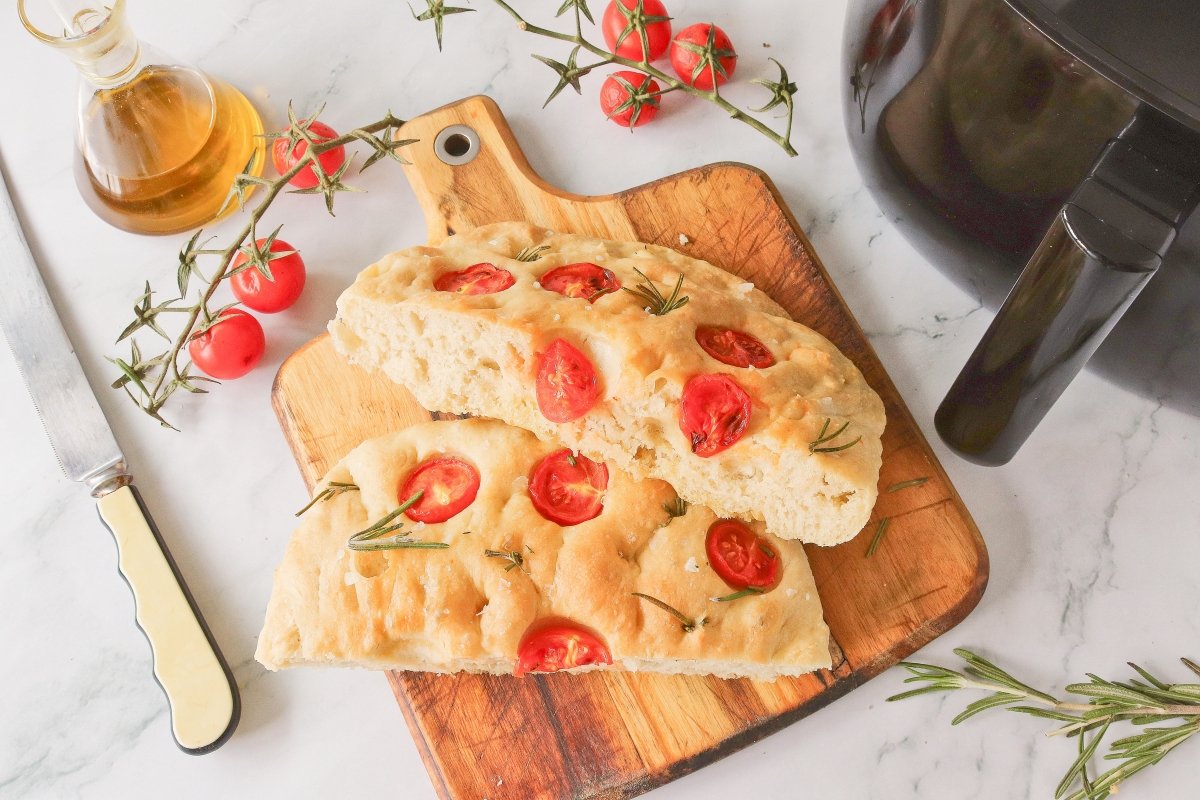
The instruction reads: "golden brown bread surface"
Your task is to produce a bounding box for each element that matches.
[329,222,884,545]
[256,419,831,680]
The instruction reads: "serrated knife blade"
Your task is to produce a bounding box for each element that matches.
[0,162,239,754]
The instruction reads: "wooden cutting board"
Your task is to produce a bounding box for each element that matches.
[272,95,988,800]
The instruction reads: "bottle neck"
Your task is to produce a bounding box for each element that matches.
[20,0,143,88]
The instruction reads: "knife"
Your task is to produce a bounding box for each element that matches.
[0,164,240,754]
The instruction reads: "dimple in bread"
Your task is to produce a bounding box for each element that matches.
[255,418,832,680]
[329,222,885,546]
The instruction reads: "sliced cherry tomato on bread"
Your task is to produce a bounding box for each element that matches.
[230,238,306,313]
[679,373,752,457]
[271,120,346,190]
[705,519,780,590]
[515,621,613,676]
[602,0,672,62]
[187,308,265,380]
[670,23,737,90]
[695,327,776,369]
[536,338,601,423]
[400,456,481,523]
[528,449,609,526]
[433,262,516,295]
[539,263,622,302]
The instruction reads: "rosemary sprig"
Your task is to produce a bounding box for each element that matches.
[890,648,1200,800]
[712,587,764,603]
[809,418,863,454]
[662,497,688,525]
[865,517,890,557]
[112,106,413,428]
[484,547,528,572]
[632,591,704,632]
[514,244,550,262]
[414,0,799,155]
[347,491,450,551]
[622,267,690,316]
[294,481,360,517]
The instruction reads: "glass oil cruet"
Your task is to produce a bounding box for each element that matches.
[18,0,265,235]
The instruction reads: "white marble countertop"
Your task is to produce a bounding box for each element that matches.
[2,1,1197,798]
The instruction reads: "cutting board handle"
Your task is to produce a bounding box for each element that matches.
[397,95,635,244]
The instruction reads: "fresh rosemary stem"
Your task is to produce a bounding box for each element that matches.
[890,648,1200,800]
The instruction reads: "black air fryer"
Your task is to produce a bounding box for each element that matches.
[842,0,1200,464]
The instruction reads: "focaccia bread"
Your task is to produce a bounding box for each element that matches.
[329,222,885,545]
[256,418,831,680]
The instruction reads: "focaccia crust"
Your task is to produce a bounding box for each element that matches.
[256,419,831,680]
[330,222,885,545]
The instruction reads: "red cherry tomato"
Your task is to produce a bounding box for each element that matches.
[433,262,516,295]
[539,263,622,302]
[705,519,781,590]
[515,621,612,676]
[602,0,672,62]
[229,238,306,313]
[528,449,609,526]
[536,339,601,423]
[399,457,481,523]
[861,0,916,64]
[679,373,752,457]
[670,23,737,90]
[695,327,776,369]
[187,308,265,380]
[599,71,661,128]
[271,120,346,190]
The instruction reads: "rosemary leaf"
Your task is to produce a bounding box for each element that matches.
[865,517,890,557]
[886,477,930,493]
[712,587,764,603]
[662,497,688,525]
[514,244,550,262]
[294,481,360,517]
[632,591,703,632]
[484,548,526,573]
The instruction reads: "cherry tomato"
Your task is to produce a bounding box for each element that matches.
[599,71,661,128]
[861,0,916,65]
[705,519,781,590]
[679,373,752,457]
[602,0,672,62]
[229,238,306,313]
[433,262,516,295]
[528,449,609,526]
[400,457,481,523]
[271,120,346,190]
[514,621,612,676]
[536,338,601,423]
[539,263,622,302]
[695,327,776,369]
[670,23,737,90]
[187,308,265,380]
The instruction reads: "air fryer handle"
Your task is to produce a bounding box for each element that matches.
[934,204,1160,465]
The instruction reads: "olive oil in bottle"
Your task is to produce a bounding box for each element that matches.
[21,0,265,235]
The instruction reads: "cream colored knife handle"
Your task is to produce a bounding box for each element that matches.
[96,485,240,754]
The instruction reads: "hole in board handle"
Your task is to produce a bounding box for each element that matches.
[434,125,480,166]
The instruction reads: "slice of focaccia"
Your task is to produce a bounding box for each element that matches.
[256,418,831,680]
[329,222,884,546]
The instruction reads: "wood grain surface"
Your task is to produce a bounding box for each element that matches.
[271,95,988,800]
